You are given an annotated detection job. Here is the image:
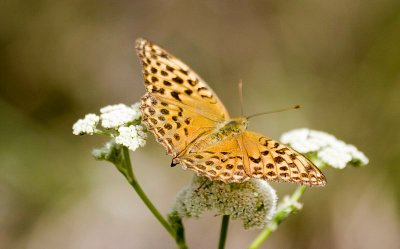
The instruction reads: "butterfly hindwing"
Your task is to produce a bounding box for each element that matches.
[176,137,250,182]
[242,131,326,186]
[176,131,326,186]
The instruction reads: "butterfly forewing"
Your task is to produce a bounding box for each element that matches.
[136,38,229,122]
[141,93,216,157]
[137,38,231,157]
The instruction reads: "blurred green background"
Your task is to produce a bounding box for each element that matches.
[1,0,399,248]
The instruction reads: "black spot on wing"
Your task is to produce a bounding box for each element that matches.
[188,79,197,86]
[151,76,158,82]
[261,150,269,156]
[184,89,193,95]
[266,163,274,169]
[200,94,213,99]
[161,109,169,114]
[249,157,262,163]
[274,156,284,163]
[172,77,184,84]
[171,91,181,101]
[197,87,207,92]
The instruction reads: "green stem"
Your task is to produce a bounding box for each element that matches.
[121,147,177,241]
[218,215,230,249]
[291,185,307,202]
[168,212,188,249]
[94,129,115,137]
[249,224,273,249]
[248,185,306,249]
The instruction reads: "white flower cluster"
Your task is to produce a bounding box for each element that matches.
[116,125,147,151]
[280,128,369,169]
[100,103,141,129]
[173,176,277,229]
[72,114,100,135]
[72,103,147,151]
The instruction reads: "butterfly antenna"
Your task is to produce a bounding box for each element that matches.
[238,79,244,116]
[246,105,301,119]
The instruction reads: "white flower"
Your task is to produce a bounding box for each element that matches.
[100,103,141,129]
[115,125,147,151]
[72,114,100,135]
[130,102,141,113]
[277,195,303,212]
[317,147,351,169]
[280,128,369,169]
[72,102,148,151]
[172,176,277,229]
[346,144,369,165]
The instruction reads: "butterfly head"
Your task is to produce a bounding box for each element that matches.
[219,117,248,135]
[233,117,249,131]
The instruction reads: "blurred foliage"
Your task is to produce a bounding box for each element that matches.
[1,0,399,248]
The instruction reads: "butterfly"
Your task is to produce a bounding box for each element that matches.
[136,38,326,186]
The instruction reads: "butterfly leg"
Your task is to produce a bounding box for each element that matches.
[194,178,208,193]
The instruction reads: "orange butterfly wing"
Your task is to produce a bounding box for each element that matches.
[136,38,229,157]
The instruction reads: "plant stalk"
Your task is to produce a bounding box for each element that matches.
[218,215,230,249]
[248,186,306,249]
[121,147,185,247]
